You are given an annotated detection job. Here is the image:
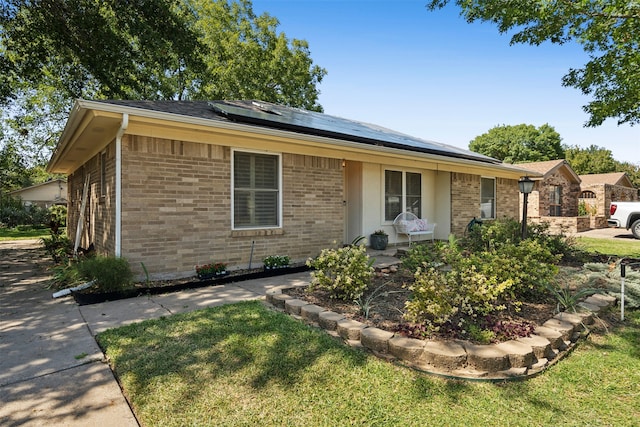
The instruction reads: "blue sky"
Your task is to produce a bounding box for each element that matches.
[251,0,639,164]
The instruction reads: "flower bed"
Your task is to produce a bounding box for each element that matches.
[72,263,309,305]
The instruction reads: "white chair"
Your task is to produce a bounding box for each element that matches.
[393,212,436,245]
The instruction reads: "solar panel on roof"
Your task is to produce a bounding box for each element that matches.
[208,100,499,164]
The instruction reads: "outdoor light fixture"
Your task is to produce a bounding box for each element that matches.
[519,176,534,239]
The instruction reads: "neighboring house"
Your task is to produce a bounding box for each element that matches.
[47,99,533,279]
[517,160,586,233]
[579,172,638,228]
[8,179,67,208]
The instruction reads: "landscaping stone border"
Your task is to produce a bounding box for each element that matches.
[266,288,617,380]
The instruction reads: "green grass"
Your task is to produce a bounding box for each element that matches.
[0,226,51,241]
[97,301,640,427]
[575,236,640,258]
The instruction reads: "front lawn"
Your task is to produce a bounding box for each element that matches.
[0,226,51,241]
[97,301,640,427]
[575,236,640,258]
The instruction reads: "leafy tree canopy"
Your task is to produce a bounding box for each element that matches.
[0,0,327,171]
[427,1,640,127]
[563,144,618,175]
[469,123,564,163]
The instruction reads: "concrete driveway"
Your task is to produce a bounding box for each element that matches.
[573,227,636,240]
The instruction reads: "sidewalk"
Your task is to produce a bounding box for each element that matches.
[0,239,314,426]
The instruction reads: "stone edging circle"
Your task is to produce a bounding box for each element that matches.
[265,286,616,380]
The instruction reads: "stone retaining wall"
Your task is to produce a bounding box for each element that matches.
[266,289,616,380]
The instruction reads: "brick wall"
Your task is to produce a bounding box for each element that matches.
[450,173,480,236]
[530,216,591,234]
[450,173,519,236]
[497,177,519,221]
[66,169,83,248]
[120,136,344,279]
[66,142,116,254]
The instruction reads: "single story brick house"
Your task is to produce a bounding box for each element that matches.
[9,179,68,208]
[47,100,533,279]
[518,159,581,218]
[517,159,585,233]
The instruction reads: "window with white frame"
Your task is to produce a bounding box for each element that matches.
[480,177,495,219]
[233,150,280,228]
[384,170,421,221]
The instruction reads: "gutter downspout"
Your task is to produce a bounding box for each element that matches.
[115,113,128,257]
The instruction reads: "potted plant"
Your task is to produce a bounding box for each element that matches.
[369,229,388,250]
[195,262,228,280]
[263,255,290,270]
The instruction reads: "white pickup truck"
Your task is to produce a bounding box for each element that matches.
[608,202,640,239]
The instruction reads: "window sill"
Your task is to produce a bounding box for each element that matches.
[231,228,284,238]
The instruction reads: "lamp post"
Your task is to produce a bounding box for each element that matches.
[518,176,534,240]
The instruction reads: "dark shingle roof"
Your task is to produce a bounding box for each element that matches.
[96,99,500,164]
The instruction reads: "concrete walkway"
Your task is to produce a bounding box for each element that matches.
[0,239,314,426]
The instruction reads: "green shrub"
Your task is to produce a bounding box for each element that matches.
[0,195,50,227]
[461,217,580,262]
[473,240,559,300]
[48,205,67,228]
[48,261,83,289]
[404,264,513,334]
[526,222,574,259]
[41,232,73,263]
[307,244,374,301]
[462,217,521,252]
[466,324,496,344]
[401,241,446,273]
[76,256,133,292]
[403,233,560,335]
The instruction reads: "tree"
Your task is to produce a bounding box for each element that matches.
[0,143,28,194]
[469,124,564,163]
[0,0,327,167]
[564,144,618,175]
[427,1,640,127]
[184,0,325,111]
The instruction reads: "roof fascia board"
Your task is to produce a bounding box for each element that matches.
[47,101,87,172]
[8,179,66,194]
[47,101,121,172]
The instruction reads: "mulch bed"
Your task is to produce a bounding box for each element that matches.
[73,263,309,305]
[284,268,559,343]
